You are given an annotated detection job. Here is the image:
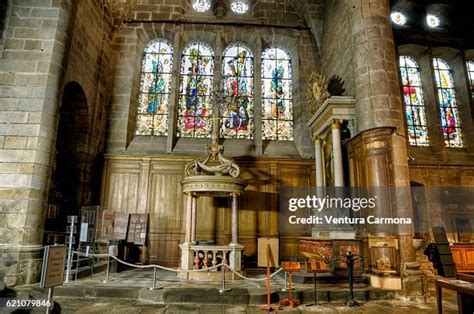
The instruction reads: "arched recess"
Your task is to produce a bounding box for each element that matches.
[46,82,100,233]
[410,181,425,238]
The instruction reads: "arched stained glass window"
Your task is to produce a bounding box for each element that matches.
[399,56,429,146]
[261,47,293,141]
[433,58,463,147]
[467,60,474,102]
[135,39,173,136]
[178,42,214,138]
[221,43,254,139]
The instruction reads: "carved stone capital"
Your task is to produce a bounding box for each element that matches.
[331,119,341,130]
[313,136,322,145]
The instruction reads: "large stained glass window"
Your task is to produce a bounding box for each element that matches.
[467,60,474,102]
[178,42,214,138]
[135,39,173,136]
[399,56,429,146]
[261,47,293,141]
[432,58,463,147]
[221,43,254,139]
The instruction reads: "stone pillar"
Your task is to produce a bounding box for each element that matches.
[0,0,74,286]
[184,194,193,243]
[190,195,197,244]
[348,0,415,270]
[331,119,344,187]
[230,193,238,245]
[314,137,323,188]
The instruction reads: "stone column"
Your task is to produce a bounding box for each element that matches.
[230,193,238,245]
[190,195,197,244]
[349,0,415,268]
[314,137,323,188]
[0,0,74,286]
[331,119,344,187]
[184,193,193,243]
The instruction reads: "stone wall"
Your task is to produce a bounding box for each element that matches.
[290,0,324,54]
[106,0,320,158]
[320,0,355,96]
[0,1,8,48]
[410,166,474,187]
[0,0,113,286]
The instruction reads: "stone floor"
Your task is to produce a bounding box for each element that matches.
[49,296,459,314]
[0,268,461,313]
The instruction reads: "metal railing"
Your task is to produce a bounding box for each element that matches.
[70,250,283,292]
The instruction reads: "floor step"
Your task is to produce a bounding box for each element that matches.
[50,284,395,305]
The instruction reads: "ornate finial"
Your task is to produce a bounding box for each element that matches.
[327,75,346,97]
[308,70,330,115]
[184,81,241,178]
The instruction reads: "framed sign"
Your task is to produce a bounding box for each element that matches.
[47,204,58,219]
[40,245,67,288]
[79,223,89,242]
[99,210,114,240]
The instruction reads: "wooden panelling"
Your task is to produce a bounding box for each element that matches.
[104,172,140,213]
[148,172,186,232]
[102,155,315,266]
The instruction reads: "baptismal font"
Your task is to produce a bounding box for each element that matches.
[179,85,247,280]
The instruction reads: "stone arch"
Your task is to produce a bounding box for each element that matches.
[47,82,96,230]
[410,181,425,237]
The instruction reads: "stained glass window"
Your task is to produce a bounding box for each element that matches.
[178,42,214,138]
[221,43,254,139]
[467,60,474,102]
[433,58,463,147]
[192,0,211,12]
[230,0,250,14]
[135,39,173,136]
[399,56,429,146]
[391,11,407,26]
[426,14,440,28]
[261,47,293,141]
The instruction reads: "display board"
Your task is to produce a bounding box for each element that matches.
[113,213,130,240]
[80,206,99,243]
[258,238,279,267]
[127,214,148,245]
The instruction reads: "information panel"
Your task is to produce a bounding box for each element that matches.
[40,245,67,288]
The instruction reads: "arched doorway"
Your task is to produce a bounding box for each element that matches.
[45,82,98,236]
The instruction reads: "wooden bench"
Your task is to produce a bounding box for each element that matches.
[435,276,474,314]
